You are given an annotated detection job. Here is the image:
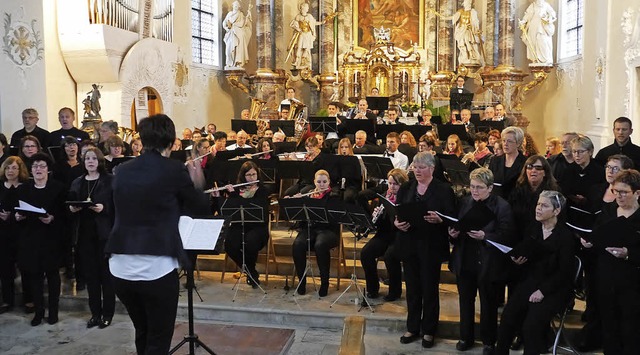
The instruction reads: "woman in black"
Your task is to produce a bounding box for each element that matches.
[291,169,338,297]
[215,161,269,287]
[488,126,527,200]
[15,153,66,326]
[582,170,640,355]
[18,135,42,170]
[394,152,456,348]
[559,135,605,209]
[0,156,30,313]
[448,168,514,354]
[68,147,115,328]
[360,168,407,301]
[0,133,8,167]
[496,190,576,355]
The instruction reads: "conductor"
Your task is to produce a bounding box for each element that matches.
[105,114,208,354]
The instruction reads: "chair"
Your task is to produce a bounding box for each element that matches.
[551,255,583,355]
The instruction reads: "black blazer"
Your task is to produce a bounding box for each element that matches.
[68,173,114,241]
[488,152,527,200]
[105,151,209,260]
[394,178,456,263]
[448,194,515,282]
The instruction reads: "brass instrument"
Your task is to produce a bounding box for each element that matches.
[248,97,268,146]
[287,99,307,142]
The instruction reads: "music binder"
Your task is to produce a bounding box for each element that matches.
[65,200,97,207]
[580,217,640,249]
[178,216,224,251]
[377,193,398,222]
[435,201,495,233]
[395,201,430,227]
[507,237,550,261]
[15,200,48,217]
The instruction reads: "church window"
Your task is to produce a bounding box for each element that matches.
[192,0,219,66]
[559,0,584,59]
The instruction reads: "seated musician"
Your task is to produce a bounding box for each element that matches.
[383,107,401,125]
[284,136,325,196]
[461,132,494,169]
[227,130,252,150]
[210,131,227,156]
[255,138,276,160]
[279,108,289,120]
[419,109,434,126]
[350,98,377,122]
[291,169,339,297]
[384,132,409,169]
[352,130,381,155]
[337,138,354,156]
[193,138,213,169]
[272,131,286,143]
[212,161,268,288]
[496,191,575,355]
[263,129,274,139]
[444,134,465,158]
[360,168,408,301]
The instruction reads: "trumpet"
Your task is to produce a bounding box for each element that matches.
[270,188,330,205]
[204,180,260,194]
[371,205,385,224]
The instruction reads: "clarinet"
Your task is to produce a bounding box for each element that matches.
[371,205,385,224]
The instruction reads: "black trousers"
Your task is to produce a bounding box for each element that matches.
[292,227,339,281]
[0,237,17,307]
[224,225,268,277]
[597,276,640,355]
[79,237,115,319]
[496,282,567,355]
[403,251,442,336]
[112,270,179,355]
[28,265,61,318]
[360,236,401,296]
[456,271,499,346]
[577,251,601,347]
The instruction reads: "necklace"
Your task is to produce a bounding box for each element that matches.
[86,178,98,202]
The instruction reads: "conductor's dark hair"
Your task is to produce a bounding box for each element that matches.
[237,161,260,184]
[30,152,53,169]
[138,114,176,153]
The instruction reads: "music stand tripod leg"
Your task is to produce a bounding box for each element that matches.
[169,267,217,355]
[330,229,374,312]
[232,207,267,302]
[293,216,318,300]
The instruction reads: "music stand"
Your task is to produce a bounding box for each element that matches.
[450,92,474,110]
[437,154,471,187]
[366,96,389,112]
[270,120,295,137]
[360,156,394,180]
[476,120,505,133]
[220,198,268,301]
[169,217,224,355]
[437,124,469,143]
[326,201,375,312]
[277,197,329,301]
[309,117,338,134]
[231,119,258,135]
[375,123,407,144]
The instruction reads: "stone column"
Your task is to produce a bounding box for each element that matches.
[255,0,272,71]
[318,0,338,108]
[437,0,455,73]
[496,0,515,68]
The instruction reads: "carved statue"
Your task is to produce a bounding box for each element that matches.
[223,1,253,69]
[86,84,102,118]
[286,2,330,70]
[519,0,557,65]
[430,0,484,66]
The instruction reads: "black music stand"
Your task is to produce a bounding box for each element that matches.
[340,120,375,142]
[437,124,469,143]
[450,92,474,111]
[270,120,295,137]
[366,96,389,112]
[231,119,258,135]
[376,123,407,143]
[437,154,470,187]
[326,201,375,312]
[309,117,338,134]
[169,218,224,355]
[277,197,329,301]
[360,156,394,180]
[476,120,505,133]
[273,141,298,155]
[220,198,268,301]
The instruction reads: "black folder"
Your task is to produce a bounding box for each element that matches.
[65,200,97,207]
[508,237,550,261]
[395,201,430,227]
[581,217,640,249]
[436,201,495,233]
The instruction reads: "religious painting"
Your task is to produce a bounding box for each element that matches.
[353,0,424,50]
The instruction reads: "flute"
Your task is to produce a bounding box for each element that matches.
[230,150,274,160]
[203,180,260,193]
[270,188,330,205]
[185,153,210,165]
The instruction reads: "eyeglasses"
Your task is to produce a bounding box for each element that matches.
[502,139,516,145]
[32,164,48,170]
[411,165,432,170]
[23,145,37,148]
[571,149,588,155]
[605,165,621,173]
[611,188,633,197]
[526,164,545,171]
[469,184,488,190]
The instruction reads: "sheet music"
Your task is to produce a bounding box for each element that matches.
[486,239,513,254]
[434,210,458,222]
[565,222,592,233]
[16,200,47,214]
[179,216,224,250]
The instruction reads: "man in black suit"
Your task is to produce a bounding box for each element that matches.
[350,98,378,122]
[594,116,640,168]
[10,108,50,149]
[106,114,208,355]
[450,76,470,95]
[493,104,516,127]
[49,107,90,146]
[352,130,380,154]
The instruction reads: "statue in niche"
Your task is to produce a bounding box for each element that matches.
[431,0,484,65]
[519,0,557,65]
[85,84,102,118]
[286,2,328,70]
[223,1,253,69]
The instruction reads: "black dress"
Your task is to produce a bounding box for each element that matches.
[488,153,527,200]
[0,183,21,308]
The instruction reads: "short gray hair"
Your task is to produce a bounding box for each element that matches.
[502,126,524,145]
[469,167,494,186]
[412,152,435,167]
[539,190,566,210]
[570,134,594,153]
[101,120,119,134]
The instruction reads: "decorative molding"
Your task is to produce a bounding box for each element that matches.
[594,47,606,118]
[556,57,582,87]
[2,10,44,72]
[622,7,640,116]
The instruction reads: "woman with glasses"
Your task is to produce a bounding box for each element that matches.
[496,191,576,355]
[559,135,605,209]
[489,127,527,199]
[0,157,30,314]
[15,153,66,326]
[583,170,640,355]
[18,135,42,170]
[68,147,115,328]
[576,154,634,352]
[448,168,515,354]
[213,161,269,288]
[395,152,456,349]
[104,136,125,174]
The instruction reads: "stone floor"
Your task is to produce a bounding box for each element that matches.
[0,270,602,354]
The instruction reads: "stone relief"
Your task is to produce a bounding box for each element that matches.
[2,11,44,70]
[556,58,582,88]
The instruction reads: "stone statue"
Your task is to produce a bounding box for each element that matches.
[430,0,484,65]
[223,1,253,69]
[286,2,326,70]
[519,0,557,65]
[86,84,102,118]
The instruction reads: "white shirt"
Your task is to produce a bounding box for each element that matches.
[227,143,253,150]
[384,150,408,169]
[109,254,178,281]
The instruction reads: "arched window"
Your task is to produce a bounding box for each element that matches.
[558,0,584,60]
[191,0,219,66]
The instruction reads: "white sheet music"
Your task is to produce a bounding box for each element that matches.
[179,216,224,250]
[16,200,47,214]
[434,210,458,222]
[565,222,592,233]
[486,239,513,254]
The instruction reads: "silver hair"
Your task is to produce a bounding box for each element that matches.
[412,151,436,167]
[539,190,566,210]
